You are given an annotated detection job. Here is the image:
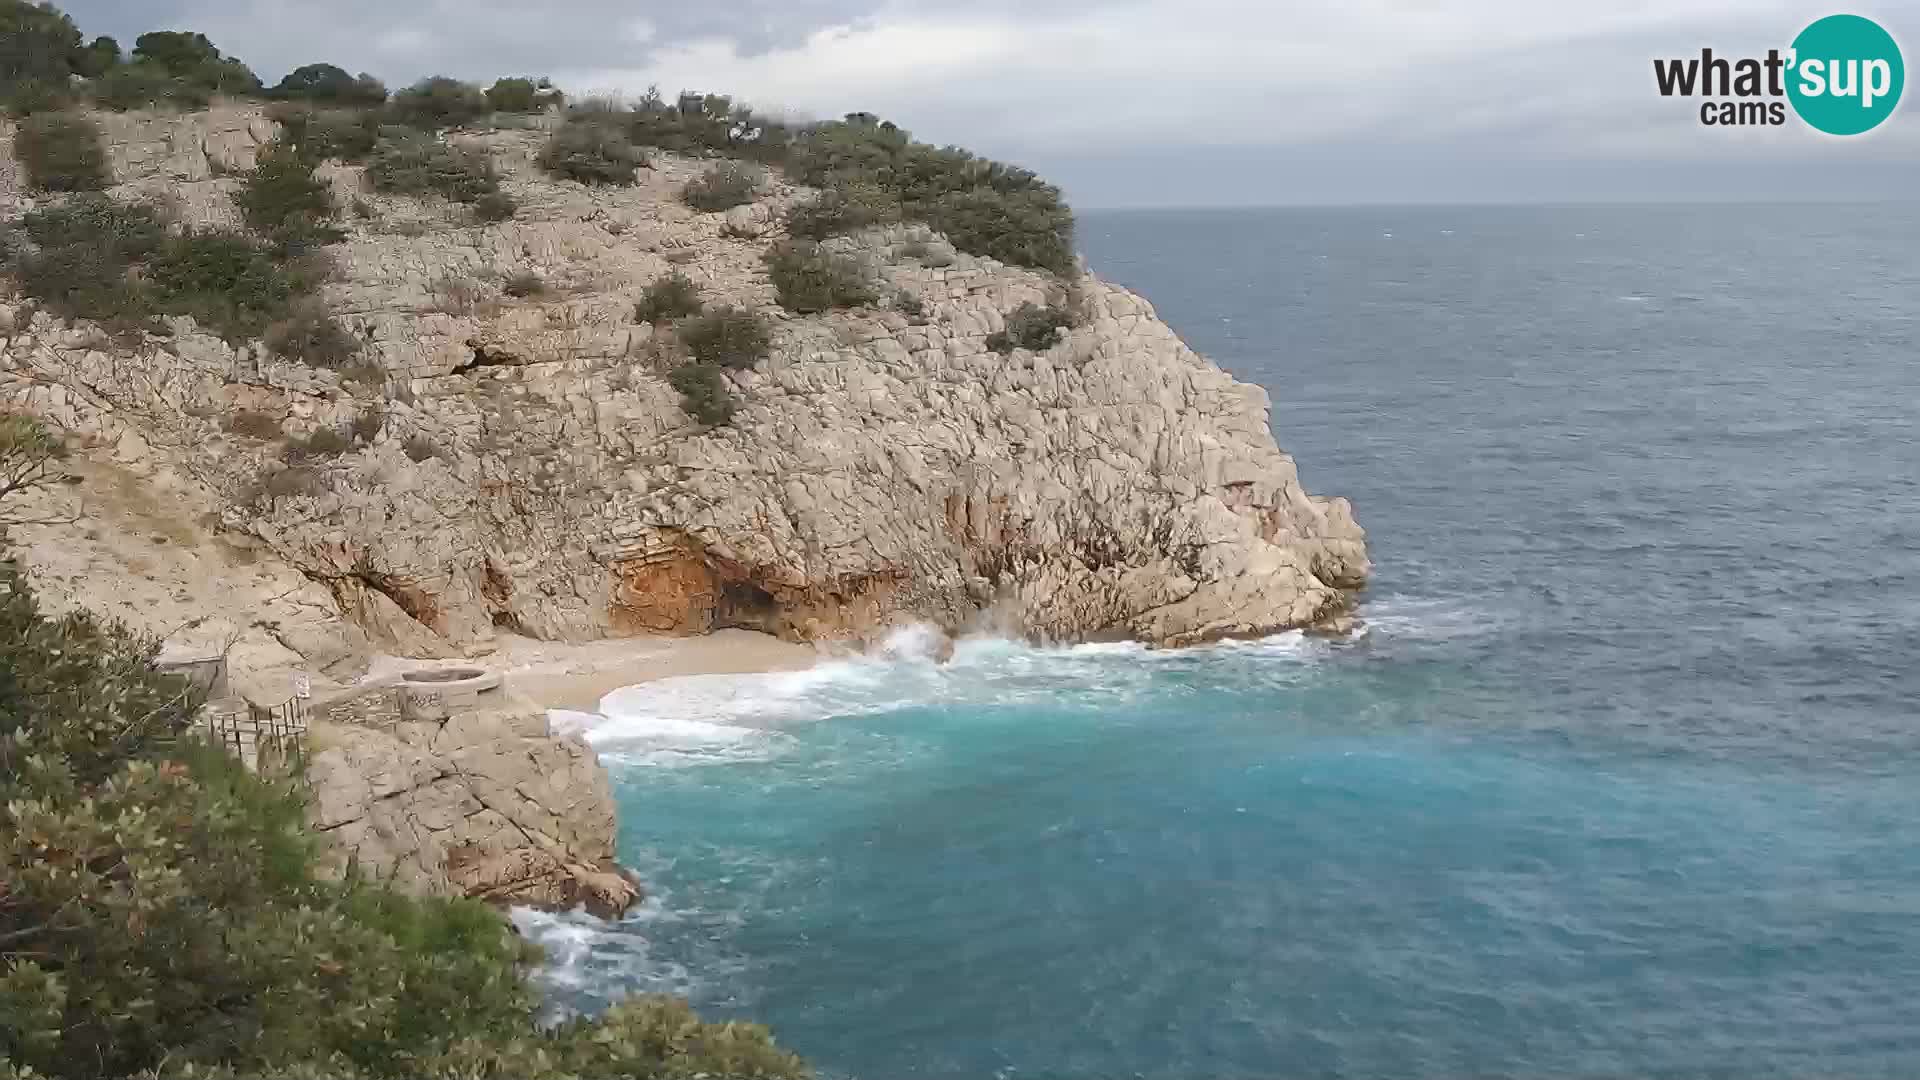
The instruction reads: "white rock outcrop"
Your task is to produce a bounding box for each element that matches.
[0,103,1368,660]
[305,690,639,917]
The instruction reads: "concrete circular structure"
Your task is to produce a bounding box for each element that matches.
[397,666,505,720]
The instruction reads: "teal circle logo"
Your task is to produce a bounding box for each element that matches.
[1787,14,1904,134]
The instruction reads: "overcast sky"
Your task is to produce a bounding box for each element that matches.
[56,0,1920,207]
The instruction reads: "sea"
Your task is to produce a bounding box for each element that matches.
[521,203,1920,1079]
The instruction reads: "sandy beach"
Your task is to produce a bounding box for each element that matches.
[482,629,822,713]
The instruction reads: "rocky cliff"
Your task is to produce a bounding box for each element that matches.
[0,103,1368,675]
[306,685,639,917]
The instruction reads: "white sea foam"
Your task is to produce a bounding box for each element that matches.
[555,624,1353,766]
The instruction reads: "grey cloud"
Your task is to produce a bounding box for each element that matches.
[54,0,881,85]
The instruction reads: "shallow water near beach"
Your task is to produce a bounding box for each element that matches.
[522,204,1920,1079]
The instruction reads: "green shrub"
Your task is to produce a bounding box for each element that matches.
[130,30,259,94]
[70,33,117,78]
[538,120,644,186]
[485,76,559,114]
[402,434,439,462]
[144,229,298,340]
[787,114,1076,275]
[668,363,734,425]
[89,60,208,111]
[765,240,876,313]
[284,424,350,462]
[503,271,544,298]
[266,102,382,162]
[234,140,343,250]
[390,76,488,130]
[348,405,384,443]
[224,409,283,439]
[924,187,1076,277]
[13,240,152,328]
[0,0,83,98]
[367,131,499,203]
[256,461,325,500]
[265,63,386,105]
[0,518,809,1080]
[634,271,702,323]
[263,298,358,368]
[3,78,73,116]
[786,183,897,240]
[473,190,518,222]
[21,194,165,256]
[985,300,1074,354]
[14,110,108,191]
[681,162,762,212]
[680,304,771,370]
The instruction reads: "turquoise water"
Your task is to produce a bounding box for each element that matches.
[523,205,1920,1078]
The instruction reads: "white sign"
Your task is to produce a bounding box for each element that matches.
[292,673,312,700]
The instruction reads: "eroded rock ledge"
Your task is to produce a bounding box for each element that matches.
[307,682,639,918]
[0,103,1368,665]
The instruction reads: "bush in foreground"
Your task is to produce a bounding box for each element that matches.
[985,300,1075,354]
[668,363,735,425]
[538,120,644,186]
[765,240,876,313]
[266,102,382,163]
[0,565,809,1080]
[634,272,702,323]
[13,110,108,192]
[144,229,299,340]
[264,298,359,368]
[681,162,761,213]
[234,140,344,250]
[680,305,771,370]
[368,131,500,204]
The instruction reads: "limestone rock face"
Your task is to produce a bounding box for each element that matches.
[305,696,639,917]
[0,104,1368,659]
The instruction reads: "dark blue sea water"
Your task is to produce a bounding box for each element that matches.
[525,204,1920,1078]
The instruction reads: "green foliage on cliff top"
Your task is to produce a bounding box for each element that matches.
[789,114,1076,275]
[0,421,809,1080]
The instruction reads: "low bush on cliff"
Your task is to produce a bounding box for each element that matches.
[10,195,166,328]
[144,228,300,340]
[368,131,501,205]
[985,301,1075,355]
[765,240,876,313]
[786,183,898,241]
[13,110,109,192]
[538,120,645,186]
[680,304,772,370]
[265,297,360,369]
[0,427,809,1080]
[634,271,703,323]
[682,162,762,212]
[234,139,344,251]
[266,102,383,162]
[788,114,1076,275]
[669,362,735,425]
